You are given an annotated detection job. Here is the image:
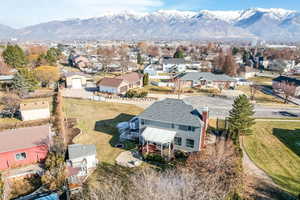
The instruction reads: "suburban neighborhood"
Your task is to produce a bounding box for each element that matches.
[0,3,300,200]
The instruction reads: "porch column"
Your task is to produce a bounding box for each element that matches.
[146,140,149,153]
[168,142,171,159]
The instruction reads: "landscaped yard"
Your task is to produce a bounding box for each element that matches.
[63,98,144,164]
[243,121,300,195]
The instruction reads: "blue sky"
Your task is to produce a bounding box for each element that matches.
[1,0,299,28]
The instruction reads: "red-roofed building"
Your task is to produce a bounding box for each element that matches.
[97,72,143,94]
[0,125,52,170]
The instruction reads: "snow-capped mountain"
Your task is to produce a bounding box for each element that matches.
[2,8,300,41]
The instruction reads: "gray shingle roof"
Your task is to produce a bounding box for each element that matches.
[273,76,300,86]
[177,72,236,82]
[162,58,187,65]
[64,72,91,78]
[68,144,96,160]
[138,98,203,127]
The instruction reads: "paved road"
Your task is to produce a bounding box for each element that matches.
[62,89,300,119]
[185,96,300,119]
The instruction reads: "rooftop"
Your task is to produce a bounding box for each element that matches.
[162,58,187,65]
[20,101,49,111]
[68,144,97,160]
[116,72,143,84]
[177,72,236,82]
[273,75,300,86]
[138,98,204,127]
[0,125,51,153]
[97,77,124,87]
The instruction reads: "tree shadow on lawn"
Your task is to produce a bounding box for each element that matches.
[246,177,297,200]
[273,128,300,157]
[94,113,137,148]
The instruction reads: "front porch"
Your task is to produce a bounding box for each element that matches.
[140,127,176,160]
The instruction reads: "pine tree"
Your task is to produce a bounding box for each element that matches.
[137,53,143,65]
[2,44,27,68]
[11,68,39,93]
[173,49,184,58]
[143,73,149,86]
[0,173,3,200]
[228,95,255,143]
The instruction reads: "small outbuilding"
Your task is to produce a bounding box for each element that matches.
[64,72,92,89]
[20,101,50,121]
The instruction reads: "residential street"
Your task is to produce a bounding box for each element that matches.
[184,96,300,119]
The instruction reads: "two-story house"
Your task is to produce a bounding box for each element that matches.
[137,98,209,156]
[162,58,188,73]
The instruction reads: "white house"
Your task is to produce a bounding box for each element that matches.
[67,144,98,177]
[162,58,187,73]
[64,72,92,89]
[20,101,50,121]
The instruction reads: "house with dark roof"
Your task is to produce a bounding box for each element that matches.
[122,99,209,155]
[175,72,236,89]
[0,125,52,170]
[272,76,300,97]
[97,72,143,94]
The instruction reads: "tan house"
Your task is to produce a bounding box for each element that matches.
[97,72,143,95]
[20,101,50,121]
[64,72,92,89]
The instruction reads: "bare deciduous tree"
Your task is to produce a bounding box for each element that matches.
[118,45,130,73]
[0,94,20,118]
[250,84,261,101]
[222,53,237,77]
[97,47,115,73]
[273,81,296,104]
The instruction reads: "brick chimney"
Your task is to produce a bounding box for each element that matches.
[199,107,209,150]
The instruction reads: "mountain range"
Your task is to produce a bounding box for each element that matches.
[1,8,300,41]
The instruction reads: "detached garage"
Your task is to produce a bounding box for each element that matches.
[64,72,92,89]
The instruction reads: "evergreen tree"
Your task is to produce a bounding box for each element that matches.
[2,44,27,68]
[0,173,3,200]
[137,53,143,65]
[143,73,149,86]
[45,48,61,65]
[228,95,255,143]
[242,50,250,63]
[173,49,184,59]
[12,68,39,93]
[232,47,239,55]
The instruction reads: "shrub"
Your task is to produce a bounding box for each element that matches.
[144,154,165,164]
[125,90,148,98]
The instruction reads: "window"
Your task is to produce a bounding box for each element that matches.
[174,137,182,146]
[141,119,145,125]
[171,124,175,129]
[186,139,194,148]
[179,125,195,132]
[16,152,27,160]
[179,125,189,131]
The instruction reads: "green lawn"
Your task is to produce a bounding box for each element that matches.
[63,98,144,164]
[248,76,274,85]
[243,121,300,195]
